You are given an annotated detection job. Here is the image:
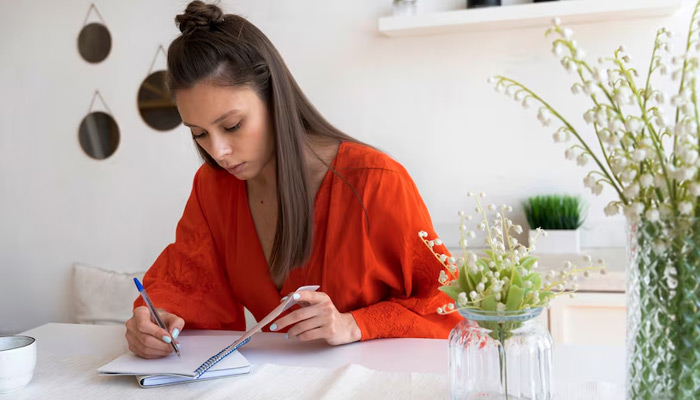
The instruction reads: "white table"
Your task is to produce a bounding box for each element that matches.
[1,323,625,399]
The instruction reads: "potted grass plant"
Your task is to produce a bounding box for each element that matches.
[524,194,585,254]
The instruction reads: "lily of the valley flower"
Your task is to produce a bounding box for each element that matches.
[489,3,700,221]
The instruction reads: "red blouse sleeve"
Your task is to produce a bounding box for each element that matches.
[349,166,461,340]
[133,167,244,330]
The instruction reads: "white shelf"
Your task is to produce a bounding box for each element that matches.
[378,0,683,38]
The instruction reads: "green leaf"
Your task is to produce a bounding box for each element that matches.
[438,285,462,302]
[520,256,537,270]
[476,259,489,271]
[470,270,483,290]
[483,249,495,260]
[511,268,524,287]
[481,294,497,311]
[538,290,556,305]
[457,265,471,292]
[505,285,526,311]
[526,273,542,290]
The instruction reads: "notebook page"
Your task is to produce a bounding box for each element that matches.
[98,335,248,377]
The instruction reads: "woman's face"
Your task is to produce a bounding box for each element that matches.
[176,81,275,181]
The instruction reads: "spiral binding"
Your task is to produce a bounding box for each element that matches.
[193,337,251,379]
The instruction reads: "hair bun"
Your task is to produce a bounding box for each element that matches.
[175,1,225,33]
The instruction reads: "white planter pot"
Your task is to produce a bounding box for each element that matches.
[529,229,580,254]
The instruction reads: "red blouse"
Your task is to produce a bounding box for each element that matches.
[135,141,460,340]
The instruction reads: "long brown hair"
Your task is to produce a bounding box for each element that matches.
[167,1,363,283]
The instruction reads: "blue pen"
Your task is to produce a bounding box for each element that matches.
[133,278,181,359]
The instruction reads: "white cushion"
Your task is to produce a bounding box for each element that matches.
[72,262,145,325]
[71,262,259,329]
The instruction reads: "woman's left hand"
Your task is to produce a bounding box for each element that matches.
[270,291,361,345]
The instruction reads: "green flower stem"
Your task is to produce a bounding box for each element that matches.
[578,57,628,126]
[630,222,669,397]
[497,326,509,399]
[420,233,460,283]
[669,226,685,399]
[543,264,603,291]
[614,57,676,205]
[590,123,621,188]
[425,242,458,281]
[501,212,513,253]
[567,51,629,140]
[459,214,468,257]
[674,2,700,174]
[569,60,629,191]
[578,57,642,182]
[496,76,628,203]
[588,170,618,188]
[474,197,496,261]
[643,29,666,112]
[676,1,700,126]
[629,218,700,398]
[694,80,700,147]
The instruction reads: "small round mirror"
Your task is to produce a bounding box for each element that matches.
[137,70,181,131]
[78,111,120,160]
[78,23,111,63]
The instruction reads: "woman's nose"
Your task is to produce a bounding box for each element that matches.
[210,134,232,160]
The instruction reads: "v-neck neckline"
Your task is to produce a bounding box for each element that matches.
[241,141,345,294]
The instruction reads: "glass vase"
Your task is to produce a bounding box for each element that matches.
[392,0,417,17]
[448,307,552,399]
[626,217,700,399]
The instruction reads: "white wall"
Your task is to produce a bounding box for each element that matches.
[1,0,695,334]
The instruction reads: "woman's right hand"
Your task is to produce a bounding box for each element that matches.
[125,306,185,359]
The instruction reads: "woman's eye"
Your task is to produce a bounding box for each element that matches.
[192,131,207,139]
[225,122,242,132]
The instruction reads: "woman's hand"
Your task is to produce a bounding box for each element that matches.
[270,291,361,345]
[125,306,185,359]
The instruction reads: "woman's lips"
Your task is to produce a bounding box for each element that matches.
[226,162,245,174]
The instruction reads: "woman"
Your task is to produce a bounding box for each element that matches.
[126,1,459,358]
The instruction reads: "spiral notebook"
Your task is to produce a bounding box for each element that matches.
[98,285,320,387]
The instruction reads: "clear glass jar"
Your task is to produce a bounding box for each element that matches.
[392,0,417,17]
[449,307,552,400]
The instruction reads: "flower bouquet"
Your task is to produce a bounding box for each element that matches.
[421,192,604,399]
[489,2,700,398]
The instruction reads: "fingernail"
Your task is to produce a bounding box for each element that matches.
[270,323,278,331]
[176,343,181,349]
[281,296,288,302]
[285,333,289,340]
[292,293,301,300]
[172,328,180,339]
[162,335,172,344]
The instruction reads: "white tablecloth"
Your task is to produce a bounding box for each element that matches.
[1,324,624,399]
[2,354,623,400]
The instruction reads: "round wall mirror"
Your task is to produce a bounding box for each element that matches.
[137,70,181,131]
[78,111,120,160]
[78,23,111,63]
